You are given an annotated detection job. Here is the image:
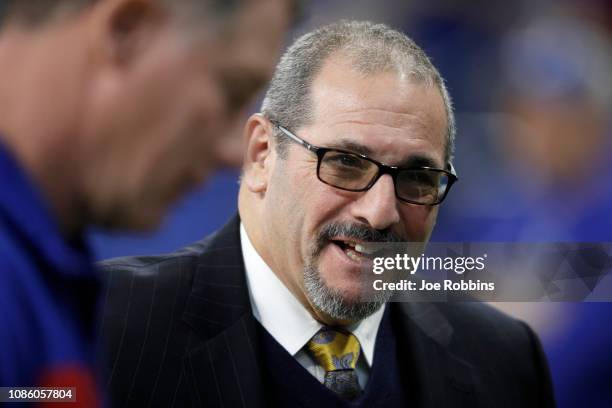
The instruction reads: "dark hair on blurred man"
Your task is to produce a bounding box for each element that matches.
[0,0,293,405]
[99,20,555,407]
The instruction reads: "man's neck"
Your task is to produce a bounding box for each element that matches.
[0,29,85,237]
[0,134,85,238]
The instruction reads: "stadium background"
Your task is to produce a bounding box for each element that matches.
[90,1,612,406]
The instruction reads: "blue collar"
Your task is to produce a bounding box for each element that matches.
[0,141,93,278]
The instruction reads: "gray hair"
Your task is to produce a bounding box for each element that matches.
[304,263,389,321]
[261,20,456,164]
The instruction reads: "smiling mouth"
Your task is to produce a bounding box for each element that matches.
[330,239,378,263]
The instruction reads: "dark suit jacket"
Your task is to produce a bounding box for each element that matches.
[98,215,555,408]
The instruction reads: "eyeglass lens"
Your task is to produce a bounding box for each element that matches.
[318,150,448,204]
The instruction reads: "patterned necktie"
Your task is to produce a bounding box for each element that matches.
[307,327,362,400]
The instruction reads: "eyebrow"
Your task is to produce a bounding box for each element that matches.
[326,138,443,169]
[326,139,374,156]
[397,155,441,169]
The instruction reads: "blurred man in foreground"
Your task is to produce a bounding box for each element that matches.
[0,0,291,404]
[101,21,554,407]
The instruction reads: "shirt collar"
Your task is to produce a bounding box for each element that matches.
[240,223,385,366]
[0,141,92,278]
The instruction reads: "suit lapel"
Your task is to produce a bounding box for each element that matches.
[181,216,266,408]
[392,303,485,407]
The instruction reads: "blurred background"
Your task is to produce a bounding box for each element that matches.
[90,0,612,406]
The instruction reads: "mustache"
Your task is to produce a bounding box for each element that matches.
[314,222,404,256]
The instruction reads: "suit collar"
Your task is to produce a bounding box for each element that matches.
[182,214,266,408]
[183,214,252,341]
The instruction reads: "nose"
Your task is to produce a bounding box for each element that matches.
[349,174,401,231]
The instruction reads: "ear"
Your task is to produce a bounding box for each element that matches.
[92,0,164,67]
[242,113,275,193]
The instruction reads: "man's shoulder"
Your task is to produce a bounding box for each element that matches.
[437,301,527,333]
[396,301,545,369]
[97,218,242,333]
[393,302,554,406]
[415,301,538,350]
[398,301,549,384]
[99,235,212,274]
[96,239,209,408]
[97,232,225,295]
[97,235,218,330]
[398,299,526,332]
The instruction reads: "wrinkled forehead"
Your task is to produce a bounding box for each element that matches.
[307,58,448,168]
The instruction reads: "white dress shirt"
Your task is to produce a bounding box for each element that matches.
[240,223,385,388]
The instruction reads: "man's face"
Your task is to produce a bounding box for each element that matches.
[81,0,290,229]
[263,56,448,322]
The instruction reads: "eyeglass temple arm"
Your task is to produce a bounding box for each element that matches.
[274,123,319,153]
[448,162,458,177]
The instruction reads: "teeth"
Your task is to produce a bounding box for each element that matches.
[344,248,362,262]
[333,239,375,261]
[354,243,375,255]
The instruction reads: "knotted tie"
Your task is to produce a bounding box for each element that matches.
[307,327,362,400]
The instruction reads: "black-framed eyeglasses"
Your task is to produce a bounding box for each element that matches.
[272,122,458,206]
